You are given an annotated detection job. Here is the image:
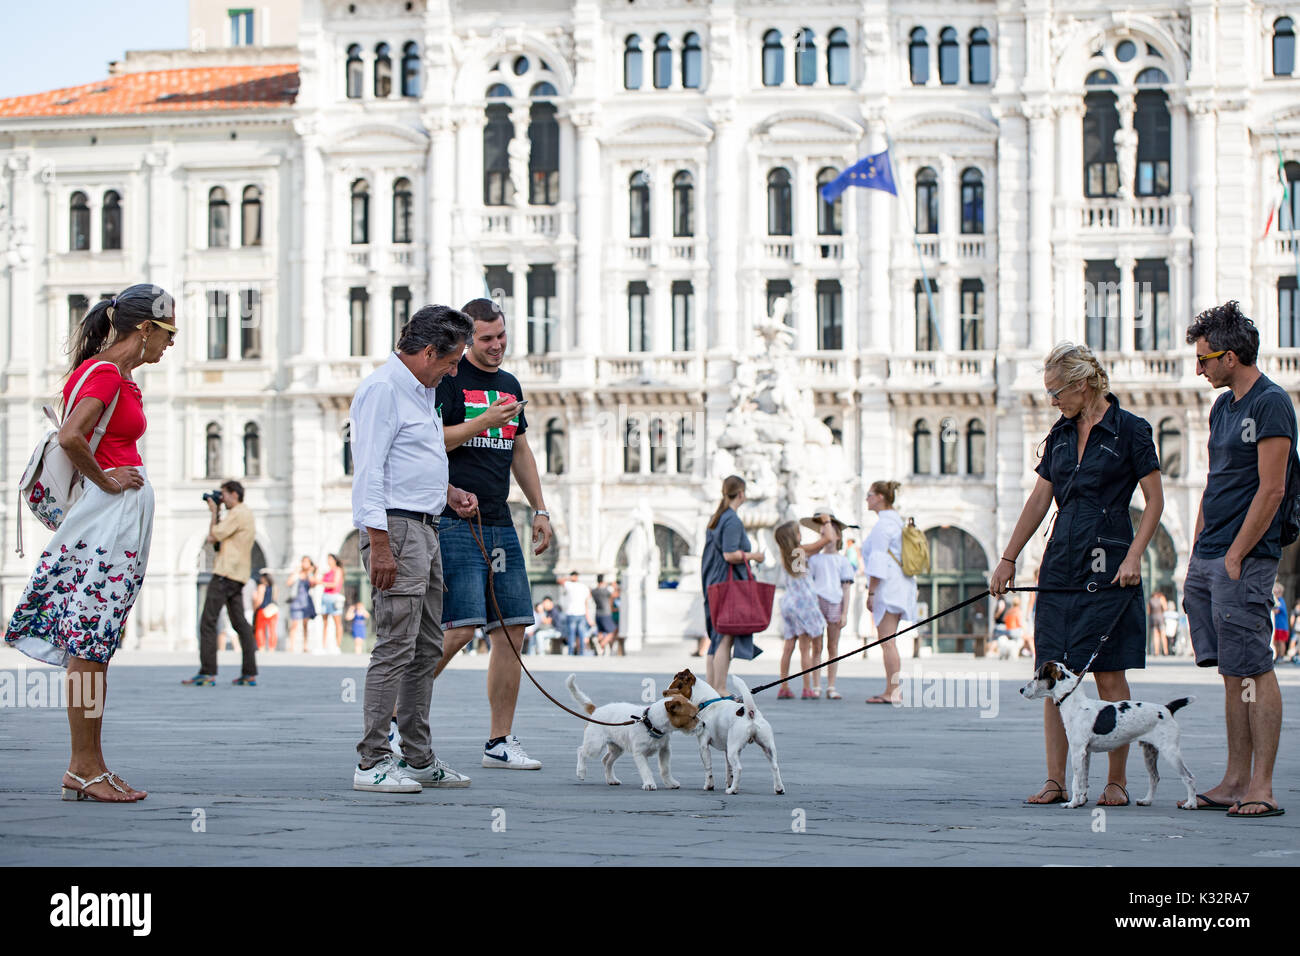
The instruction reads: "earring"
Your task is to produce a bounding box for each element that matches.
[139,331,149,360]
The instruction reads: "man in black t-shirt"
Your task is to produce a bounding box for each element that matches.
[1183,301,1294,817]
[431,298,553,771]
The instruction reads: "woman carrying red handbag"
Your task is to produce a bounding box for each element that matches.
[701,476,767,691]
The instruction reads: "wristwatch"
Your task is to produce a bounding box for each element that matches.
[534,510,550,519]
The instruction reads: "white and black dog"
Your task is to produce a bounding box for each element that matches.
[566,674,700,790]
[665,669,784,795]
[1020,661,1197,809]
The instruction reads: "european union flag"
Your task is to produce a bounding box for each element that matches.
[818,149,897,202]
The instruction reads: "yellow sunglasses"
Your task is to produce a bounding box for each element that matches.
[1195,349,1227,367]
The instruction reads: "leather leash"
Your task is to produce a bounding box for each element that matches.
[464,512,637,727]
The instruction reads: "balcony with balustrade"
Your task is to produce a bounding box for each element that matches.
[1067,194,1189,236]
[886,351,997,400]
[476,206,566,242]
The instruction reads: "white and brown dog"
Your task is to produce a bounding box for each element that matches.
[665,669,784,795]
[566,674,700,790]
[1020,661,1197,809]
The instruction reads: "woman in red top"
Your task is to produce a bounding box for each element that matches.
[5,284,177,803]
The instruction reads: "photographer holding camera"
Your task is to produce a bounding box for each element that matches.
[183,480,258,686]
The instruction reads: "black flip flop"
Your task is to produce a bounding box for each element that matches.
[1227,801,1286,818]
[1096,782,1130,807]
[1024,779,1069,805]
[1188,792,1235,811]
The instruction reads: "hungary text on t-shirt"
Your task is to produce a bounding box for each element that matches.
[1196,373,1298,561]
[435,356,528,525]
[62,359,146,470]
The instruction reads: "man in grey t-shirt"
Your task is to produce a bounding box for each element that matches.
[1182,301,1294,817]
[591,574,616,653]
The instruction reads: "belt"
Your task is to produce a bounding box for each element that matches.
[386,508,440,527]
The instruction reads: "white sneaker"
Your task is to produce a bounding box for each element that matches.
[398,756,471,788]
[353,755,422,793]
[387,717,402,754]
[482,734,542,770]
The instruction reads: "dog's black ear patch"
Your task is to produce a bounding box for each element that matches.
[1092,704,1118,736]
[1118,702,1131,712]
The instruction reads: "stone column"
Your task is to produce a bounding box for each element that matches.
[295,123,326,364]
[863,109,890,352]
[1026,102,1056,353]
[509,255,528,357]
[1118,254,1136,352]
[572,108,602,354]
[709,105,739,354]
[1189,99,1217,307]
[425,109,454,298]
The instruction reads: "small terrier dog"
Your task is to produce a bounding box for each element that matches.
[665,668,784,795]
[566,674,700,791]
[1020,661,1197,809]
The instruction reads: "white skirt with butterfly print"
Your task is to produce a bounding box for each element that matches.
[5,470,154,665]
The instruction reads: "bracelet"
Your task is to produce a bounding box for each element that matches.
[999,556,1015,565]
[108,477,123,494]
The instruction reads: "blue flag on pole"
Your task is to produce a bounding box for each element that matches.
[819,148,897,202]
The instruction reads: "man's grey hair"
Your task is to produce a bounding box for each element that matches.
[396,305,473,357]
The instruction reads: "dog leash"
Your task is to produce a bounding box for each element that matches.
[747,582,1128,696]
[1054,588,1141,705]
[465,512,637,727]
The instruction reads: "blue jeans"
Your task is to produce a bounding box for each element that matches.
[564,615,586,655]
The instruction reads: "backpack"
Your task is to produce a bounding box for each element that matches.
[891,516,930,578]
[15,361,121,557]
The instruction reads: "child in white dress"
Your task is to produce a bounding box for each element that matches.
[773,519,837,699]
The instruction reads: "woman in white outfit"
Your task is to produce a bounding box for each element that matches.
[862,481,918,704]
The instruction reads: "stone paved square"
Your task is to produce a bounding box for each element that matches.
[1,645,1296,866]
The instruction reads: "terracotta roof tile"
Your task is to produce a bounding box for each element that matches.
[0,65,299,119]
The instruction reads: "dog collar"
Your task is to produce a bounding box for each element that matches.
[696,695,736,712]
[639,707,666,738]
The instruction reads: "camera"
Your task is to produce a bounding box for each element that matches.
[202,489,223,505]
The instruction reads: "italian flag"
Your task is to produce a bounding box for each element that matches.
[463,389,519,439]
[1263,142,1291,238]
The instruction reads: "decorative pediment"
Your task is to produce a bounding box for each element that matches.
[892,110,999,145]
[600,115,714,147]
[752,110,862,145]
[324,123,429,154]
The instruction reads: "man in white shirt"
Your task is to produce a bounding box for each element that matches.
[350,305,481,794]
[560,570,593,655]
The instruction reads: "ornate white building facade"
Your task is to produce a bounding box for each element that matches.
[2,0,1299,651]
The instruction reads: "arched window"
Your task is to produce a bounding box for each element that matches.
[913,419,932,474]
[650,417,669,473]
[207,187,229,248]
[1281,161,1300,231]
[827,27,849,85]
[939,417,959,474]
[243,422,261,478]
[401,42,420,97]
[672,280,694,351]
[960,168,983,234]
[531,81,557,97]
[624,417,641,473]
[392,178,413,243]
[629,171,651,237]
[528,99,559,205]
[486,82,512,98]
[653,33,672,89]
[915,167,939,234]
[654,524,690,584]
[346,44,363,98]
[1085,68,1118,85]
[1083,91,1120,197]
[762,29,784,86]
[1157,417,1182,478]
[69,191,90,251]
[545,418,566,475]
[374,42,392,97]
[938,27,959,84]
[1136,67,1169,84]
[909,27,929,85]
[624,35,643,89]
[350,179,369,244]
[816,167,842,235]
[767,167,792,236]
[795,28,816,85]
[101,190,122,250]
[969,27,991,84]
[966,420,986,475]
[1275,17,1296,76]
[1135,90,1170,196]
[682,32,702,88]
[483,103,513,205]
[672,170,694,237]
[205,423,222,479]
[1134,259,1171,350]
[241,185,262,247]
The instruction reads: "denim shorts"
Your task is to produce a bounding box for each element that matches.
[437,517,535,632]
[1183,552,1277,677]
[321,592,344,617]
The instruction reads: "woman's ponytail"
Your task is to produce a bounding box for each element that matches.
[67,299,114,376]
[708,475,746,530]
